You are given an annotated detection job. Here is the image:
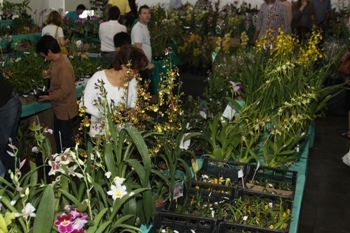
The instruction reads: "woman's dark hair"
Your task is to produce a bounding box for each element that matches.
[113,32,131,48]
[36,35,61,55]
[109,6,121,20]
[77,4,86,10]
[112,45,148,71]
[138,5,150,15]
[47,11,63,27]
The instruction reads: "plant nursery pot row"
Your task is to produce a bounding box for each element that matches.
[152,185,293,233]
[193,157,297,199]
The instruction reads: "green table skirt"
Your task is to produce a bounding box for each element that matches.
[21,83,85,118]
[151,51,179,95]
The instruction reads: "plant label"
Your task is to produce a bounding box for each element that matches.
[173,181,183,200]
[192,159,199,173]
[238,169,243,178]
[200,111,207,119]
[222,103,237,120]
[179,133,190,149]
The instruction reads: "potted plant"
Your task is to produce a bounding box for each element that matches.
[86,15,102,38]
[149,7,183,60]
[199,36,212,76]
[0,1,16,20]
[15,0,32,18]
[73,18,87,38]
[5,46,46,95]
[13,17,33,34]
[62,16,73,38]
[186,33,202,74]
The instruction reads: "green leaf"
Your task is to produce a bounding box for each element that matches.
[91,180,108,207]
[125,159,145,185]
[32,185,55,233]
[110,223,141,233]
[113,214,134,225]
[0,196,26,230]
[58,189,80,206]
[108,188,149,221]
[141,189,154,223]
[29,162,38,186]
[86,208,108,233]
[94,221,112,233]
[123,127,152,183]
[104,142,117,178]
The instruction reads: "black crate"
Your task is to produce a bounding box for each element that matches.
[218,221,289,233]
[186,157,248,202]
[219,188,293,233]
[244,165,297,198]
[151,211,218,233]
[196,157,248,185]
[200,158,248,179]
[235,187,293,210]
[186,180,236,203]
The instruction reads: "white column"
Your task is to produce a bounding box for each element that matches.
[49,0,65,16]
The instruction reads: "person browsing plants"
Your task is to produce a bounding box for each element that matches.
[42,10,69,46]
[36,35,78,153]
[82,45,148,137]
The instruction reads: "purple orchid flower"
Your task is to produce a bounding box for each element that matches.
[229,81,242,93]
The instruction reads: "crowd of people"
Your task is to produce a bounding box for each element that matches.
[253,0,331,44]
[38,3,155,150]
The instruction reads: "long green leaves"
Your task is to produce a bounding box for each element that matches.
[32,185,55,233]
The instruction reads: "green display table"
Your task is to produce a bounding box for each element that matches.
[0,32,41,49]
[151,51,179,95]
[21,80,86,118]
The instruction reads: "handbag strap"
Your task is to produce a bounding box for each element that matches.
[54,26,59,41]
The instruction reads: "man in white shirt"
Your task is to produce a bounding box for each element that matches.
[131,5,156,98]
[131,5,152,63]
[99,6,127,65]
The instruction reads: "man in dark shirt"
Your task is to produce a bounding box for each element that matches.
[0,73,22,182]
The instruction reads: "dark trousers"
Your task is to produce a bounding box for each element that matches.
[54,115,74,153]
[0,94,21,181]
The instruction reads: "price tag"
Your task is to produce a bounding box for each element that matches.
[238,169,244,178]
[179,133,190,149]
[222,104,236,120]
[192,159,199,173]
[200,110,207,119]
